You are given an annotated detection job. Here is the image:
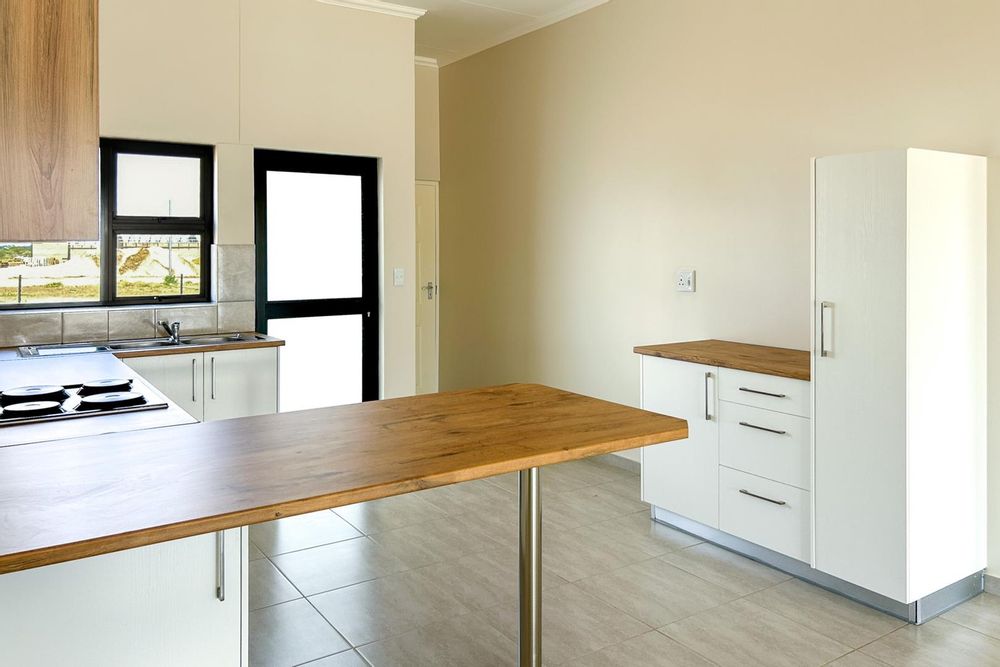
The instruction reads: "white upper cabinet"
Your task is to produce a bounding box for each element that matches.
[813,149,986,603]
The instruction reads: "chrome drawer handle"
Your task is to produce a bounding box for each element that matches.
[739,489,787,506]
[738,421,787,435]
[738,387,786,399]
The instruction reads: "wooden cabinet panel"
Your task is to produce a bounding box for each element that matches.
[0,0,98,240]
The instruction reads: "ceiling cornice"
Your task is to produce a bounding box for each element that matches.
[415,56,439,68]
[316,0,427,20]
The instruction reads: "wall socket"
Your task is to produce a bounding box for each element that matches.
[392,268,405,286]
[675,269,696,292]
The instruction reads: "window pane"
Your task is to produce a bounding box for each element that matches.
[116,153,201,217]
[0,242,101,305]
[116,234,201,298]
[266,171,362,301]
[268,315,362,411]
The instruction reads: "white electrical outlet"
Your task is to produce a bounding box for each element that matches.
[675,269,695,292]
[393,268,405,286]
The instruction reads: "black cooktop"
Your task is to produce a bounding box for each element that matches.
[0,379,169,426]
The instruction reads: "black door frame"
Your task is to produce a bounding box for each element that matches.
[254,149,379,402]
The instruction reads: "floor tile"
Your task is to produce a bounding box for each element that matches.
[480,584,650,665]
[543,485,648,532]
[414,478,515,516]
[570,630,715,667]
[859,617,1000,666]
[249,541,266,561]
[358,612,516,667]
[593,475,648,507]
[541,525,654,582]
[249,558,302,611]
[576,557,737,627]
[299,650,369,666]
[271,536,409,596]
[485,462,615,496]
[334,493,447,534]
[249,599,349,667]
[309,567,471,647]
[746,578,904,648]
[577,511,701,558]
[658,542,789,596]
[942,592,1000,640]
[825,652,892,666]
[368,512,508,568]
[660,598,851,666]
[416,546,568,611]
[250,510,362,557]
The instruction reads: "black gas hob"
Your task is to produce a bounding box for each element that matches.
[0,378,169,426]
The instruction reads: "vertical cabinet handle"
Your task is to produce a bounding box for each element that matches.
[819,301,833,357]
[210,356,216,400]
[191,358,196,402]
[215,530,225,602]
[704,371,713,421]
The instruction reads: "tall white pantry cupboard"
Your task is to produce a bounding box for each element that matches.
[813,149,986,608]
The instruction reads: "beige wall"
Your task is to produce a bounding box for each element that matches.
[439,0,1000,572]
[416,62,441,181]
[101,0,417,398]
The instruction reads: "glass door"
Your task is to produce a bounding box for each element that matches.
[254,150,378,410]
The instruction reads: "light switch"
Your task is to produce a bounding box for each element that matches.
[675,269,695,292]
[393,268,405,286]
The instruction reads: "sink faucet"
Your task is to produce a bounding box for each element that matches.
[159,320,181,344]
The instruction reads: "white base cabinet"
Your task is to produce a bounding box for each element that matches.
[0,528,247,667]
[123,347,278,422]
[640,354,812,562]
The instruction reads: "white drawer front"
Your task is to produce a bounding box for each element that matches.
[719,466,811,562]
[719,402,811,490]
[718,368,810,417]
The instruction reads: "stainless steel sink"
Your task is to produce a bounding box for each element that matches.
[106,339,182,351]
[181,334,260,345]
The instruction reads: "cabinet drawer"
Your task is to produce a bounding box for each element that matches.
[718,368,810,417]
[719,466,810,562]
[719,402,811,490]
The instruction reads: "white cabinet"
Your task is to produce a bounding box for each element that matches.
[0,528,247,667]
[204,348,279,421]
[641,356,719,527]
[813,149,986,603]
[123,352,203,420]
[640,353,811,561]
[123,347,278,422]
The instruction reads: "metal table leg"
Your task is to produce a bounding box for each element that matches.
[519,467,541,667]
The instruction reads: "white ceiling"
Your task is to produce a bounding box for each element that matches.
[410,0,609,66]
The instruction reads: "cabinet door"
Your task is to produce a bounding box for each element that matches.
[0,528,244,667]
[123,353,204,421]
[204,348,278,422]
[0,0,98,241]
[640,356,719,527]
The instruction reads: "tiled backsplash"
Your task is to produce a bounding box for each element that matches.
[0,245,257,348]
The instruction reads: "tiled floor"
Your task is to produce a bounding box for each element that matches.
[248,459,1000,666]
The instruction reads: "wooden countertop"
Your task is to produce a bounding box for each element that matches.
[634,339,810,381]
[0,383,687,574]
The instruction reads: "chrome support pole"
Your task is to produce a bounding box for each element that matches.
[519,467,541,667]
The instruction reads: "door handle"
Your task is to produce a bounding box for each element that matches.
[421,281,435,300]
[210,356,216,400]
[739,489,787,506]
[191,358,196,402]
[215,530,225,602]
[739,421,787,435]
[704,371,713,421]
[820,301,833,357]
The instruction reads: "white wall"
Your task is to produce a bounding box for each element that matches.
[439,0,1000,572]
[416,62,441,182]
[101,0,417,397]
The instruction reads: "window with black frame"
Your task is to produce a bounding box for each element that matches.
[101,139,213,305]
[0,139,214,309]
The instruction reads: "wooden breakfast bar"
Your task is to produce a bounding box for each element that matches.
[0,383,687,666]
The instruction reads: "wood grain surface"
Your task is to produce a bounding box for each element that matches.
[634,339,810,381]
[0,0,99,240]
[0,383,687,574]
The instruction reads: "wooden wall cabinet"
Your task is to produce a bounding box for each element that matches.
[0,0,99,240]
